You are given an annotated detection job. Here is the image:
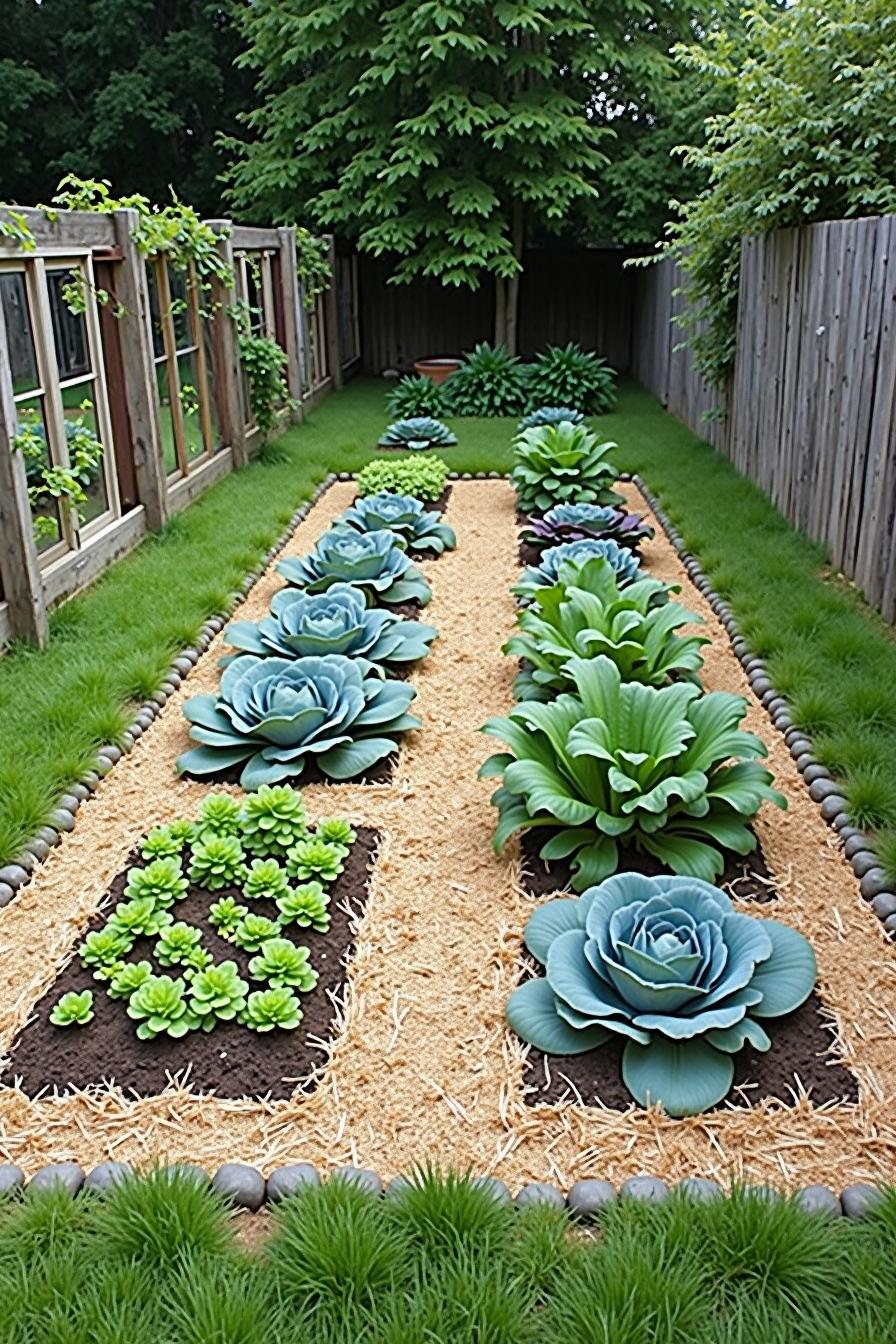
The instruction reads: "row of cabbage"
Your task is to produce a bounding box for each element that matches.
[176,486,457,790]
[482,409,817,1117]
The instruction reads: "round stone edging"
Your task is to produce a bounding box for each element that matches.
[633,474,896,940]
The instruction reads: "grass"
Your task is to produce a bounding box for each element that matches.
[4,376,896,881]
[0,1170,895,1342]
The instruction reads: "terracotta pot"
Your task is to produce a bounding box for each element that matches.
[414,357,461,385]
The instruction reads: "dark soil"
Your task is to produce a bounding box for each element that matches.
[519,830,777,903]
[6,829,379,1101]
[180,751,399,790]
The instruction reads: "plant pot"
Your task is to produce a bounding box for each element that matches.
[414,357,461,385]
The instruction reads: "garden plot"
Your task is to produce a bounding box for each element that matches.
[0,480,894,1193]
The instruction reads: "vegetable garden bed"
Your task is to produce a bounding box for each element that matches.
[0,477,893,1192]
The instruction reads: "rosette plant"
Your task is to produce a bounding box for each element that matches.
[240,987,303,1032]
[124,857,188,908]
[523,504,654,553]
[378,416,457,450]
[188,961,249,1028]
[177,654,420,789]
[188,835,247,890]
[277,529,431,607]
[240,784,307,856]
[481,656,784,889]
[286,837,344,883]
[243,858,291,902]
[108,897,173,941]
[507,872,816,1116]
[513,540,640,604]
[50,990,94,1027]
[209,897,248,936]
[315,818,356,855]
[222,584,437,672]
[127,974,199,1040]
[511,423,622,515]
[506,557,708,700]
[276,882,330,932]
[518,406,585,431]
[231,912,281,952]
[337,493,456,555]
[248,938,318,991]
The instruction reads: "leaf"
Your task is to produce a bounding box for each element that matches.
[750,919,817,1018]
[622,1036,735,1116]
[524,898,583,963]
[316,737,396,779]
[175,745,248,777]
[506,977,609,1055]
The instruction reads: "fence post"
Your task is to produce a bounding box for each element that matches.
[324,236,343,390]
[276,227,304,415]
[112,209,169,532]
[0,301,49,646]
[206,221,248,468]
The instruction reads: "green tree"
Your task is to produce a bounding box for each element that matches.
[665,0,896,385]
[226,0,707,351]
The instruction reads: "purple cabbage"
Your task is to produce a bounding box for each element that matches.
[523,502,654,552]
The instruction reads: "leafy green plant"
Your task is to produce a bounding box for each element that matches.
[481,655,784,889]
[444,343,526,416]
[50,989,94,1027]
[337,493,456,554]
[155,921,204,968]
[506,557,708,699]
[235,320,289,439]
[248,937,318,990]
[514,539,641,603]
[239,784,308,857]
[178,654,420,789]
[80,928,133,972]
[512,423,622,515]
[188,961,250,1027]
[355,455,449,502]
[223,583,436,671]
[243,858,291,902]
[277,528,431,606]
[194,793,243,841]
[276,881,331,932]
[124,858,188,908]
[523,504,654,552]
[15,404,105,544]
[126,974,199,1040]
[208,897,248,936]
[386,376,447,419]
[107,961,154,1001]
[239,987,303,1031]
[315,818,357,855]
[378,417,457,451]
[508,871,816,1115]
[231,912,281,952]
[525,343,617,414]
[108,897,173,941]
[286,837,345,883]
[188,835,247,890]
[141,824,191,861]
[518,406,585,430]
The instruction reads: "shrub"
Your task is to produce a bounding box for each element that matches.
[355,455,449,502]
[378,417,457,450]
[50,989,94,1027]
[507,871,816,1114]
[511,422,622,515]
[277,529,431,607]
[444,343,527,416]
[240,784,308,857]
[248,938,318,990]
[525,342,617,414]
[276,881,331,932]
[513,539,641,603]
[239,987,303,1031]
[480,655,783,889]
[337,493,456,554]
[178,654,419,790]
[188,835,247,890]
[518,406,586,431]
[523,503,654,552]
[386,375,447,419]
[505,556,707,699]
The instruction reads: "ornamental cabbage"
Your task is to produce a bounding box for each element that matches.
[337,492,456,554]
[277,529,431,607]
[377,416,457,450]
[177,654,420,790]
[513,539,640,603]
[511,422,622,515]
[523,504,654,552]
[518,406,586,431]
[507,872,816,1116]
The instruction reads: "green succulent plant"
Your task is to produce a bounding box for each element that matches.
[231,912,281,952]
[141,824,189,861]
[239,987,303,1032]
[386,375,447,419]
[80,927,134,972]
[188,960,249,1026]
[355,455,449,502]
[155,921,204,967]
[107,960,155,1000]
[286,837,345,883]
[314,818,357,856]
[524,342,617,415]
[511,422,622,515]
[248,937,318,990]
[50,989,94,1026]
[337,492,456,554]
[275,882,331,933]
[240,784,308,857]
[124,857,189,908]
[127,974,200,1040]
[277,528,432,607]
[188,835,247,890]
[378,416,458,451]
[209,896,249,936]
[518,406,586,431]
[505,557,708,699]
[182,947,214,977]
[481,655,784,889]
[243,858,291,902]
[195,792,243,840]
[108,897,173,941]
[507,872,816,1116]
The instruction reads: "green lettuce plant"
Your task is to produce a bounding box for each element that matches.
[155,921,204,968]
[481,655,784,889]
[524,342,617,415]
[277,529,431,606]
[378,417,457,451]
[231,912,281,952]
[243,858,291,902]
[506,557,708,699]
[127,974,200,1040]
[124,858,188,908]
[386,375,447,419]
[276,882,331,932]
[513,539,641,603]
[208,897,248,936]
[355,455,449,502]
[239,987,303,1032]
[240,784,308,857]
[188,961,249,1027]
[80,928,133,972]
[286,837,345,883]
[194,793,243,840]
[444,342,526,416]
[248,937,318,991]
[108,897,173,941]
[188,835,248,890]
[107,961,154,1000]
[178,655,420,790]
[314,818,356,855]
[507,872,816,1116]
[337,493,456,554]
[50,990,94,1026]
[511,422,622,514]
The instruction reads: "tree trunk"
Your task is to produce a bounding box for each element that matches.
[494,273,507,348]
[505,202,525,356]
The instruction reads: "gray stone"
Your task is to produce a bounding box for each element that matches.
[832,813,852,833]
[885,913,896,936]
[265,1163,321,1202]
[0,883,14,909]
[165,671,183,689]
[50,809,75,832]
[173,657,193,676]
[385,1175,416,1200]
[620,1175,669,1204]
[515,1181,565,1210]
[802,764,830,785]
[471,1175,512,1204]
[29,1162,84,1196]
[162,1162,207,1186]
[150,690,168,708]
[795,1185,842,1217]
[678,1177,722,1203]
[182,648,200,665]
[70,783,90,802]
[58,793,81,814]
[749,676,771,697]
[774,713,792,731]
[0,1163,25,1195]
[860,868,888,900]
[119,732,135,752]
[84,1161,134,1191]
[98,746,122,765]
[0,864,29,888]
[25,838,50,862]
[841,1184,883,1218]
[93,755,114,775]
[809,778,840,803]
[208,617,225,633]
[820,795,848,823]
[844,834,869,859]
[332,1165,384,1196]
[851,851,881,878]
[795,754,816,773]
[872,893,896,920]
[134,711,155,730]
[14,850,36,873]
[37,826,60,846]
[212,1163,266,1211]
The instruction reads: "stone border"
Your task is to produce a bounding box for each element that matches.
[635,475,896,941]
[0,1157,884,1219]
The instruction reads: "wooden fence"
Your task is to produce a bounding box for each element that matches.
[632,215,896,619]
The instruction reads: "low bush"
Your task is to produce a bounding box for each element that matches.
[386,375,447,419]
[444,342,527,416]
[525,342,617,414]
[355,454,449,501]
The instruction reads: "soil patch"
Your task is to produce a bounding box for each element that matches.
[6,829,378,1101]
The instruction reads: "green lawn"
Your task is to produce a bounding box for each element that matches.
[2,376,896,881]
[2,1170,895,1343]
